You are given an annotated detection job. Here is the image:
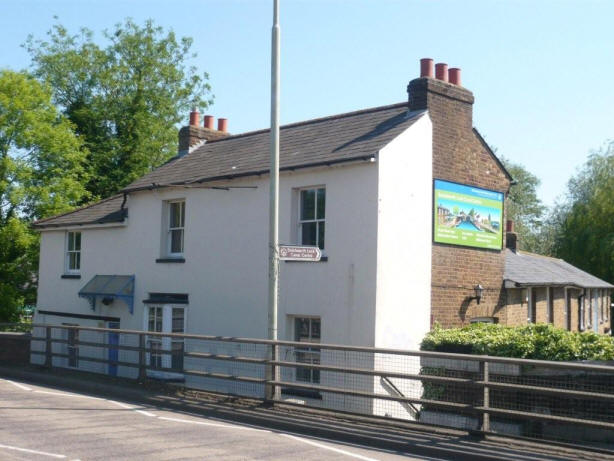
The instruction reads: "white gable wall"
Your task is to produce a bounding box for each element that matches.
[373,113,432,419]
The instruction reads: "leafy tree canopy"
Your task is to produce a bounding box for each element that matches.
[501,157,546,253]
[25,18,213,199]
[0,70,88,320]
[553,140,614,283]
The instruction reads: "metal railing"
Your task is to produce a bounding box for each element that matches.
[12,323,614,448]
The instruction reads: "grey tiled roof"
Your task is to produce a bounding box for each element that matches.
[35,103,424,228]
[32,195,126,229]
[123,103,425,191]
[504,249,613,289]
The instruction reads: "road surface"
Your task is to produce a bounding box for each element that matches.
[0,378,433,461]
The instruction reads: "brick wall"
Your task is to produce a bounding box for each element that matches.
[504,288,528,325]
[408,77,511,327]
[0,332,31,365]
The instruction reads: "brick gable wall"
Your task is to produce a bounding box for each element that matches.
[408,77,511,327]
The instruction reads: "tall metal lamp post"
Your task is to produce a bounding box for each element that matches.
[266,0,281,401]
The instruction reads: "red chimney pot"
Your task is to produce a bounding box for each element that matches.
[218,118,228,132]
[435,63,448,82]
[189,109,200,127]
[204,115,215,130]
[449,68,462,86]
[420,58,434,78]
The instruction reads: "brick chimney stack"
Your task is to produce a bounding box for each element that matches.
[407,58,474,131]
[506,220,518,252]
[178,111,230,156]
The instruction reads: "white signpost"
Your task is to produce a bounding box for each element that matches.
[278,244,322,262]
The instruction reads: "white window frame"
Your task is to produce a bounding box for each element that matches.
[144,305,186,377]
[167,200,186,257]
[65,231,81,274]
[297,187,326,250]
[291,316,321,384]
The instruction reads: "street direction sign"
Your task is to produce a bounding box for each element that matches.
[278,245,321,262]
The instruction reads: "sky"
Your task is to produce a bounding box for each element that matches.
[1,0,613,207]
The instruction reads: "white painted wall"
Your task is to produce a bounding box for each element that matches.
[36,161,380,347]
[373,113,432,419]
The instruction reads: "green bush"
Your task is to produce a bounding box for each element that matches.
[420,323,614,361]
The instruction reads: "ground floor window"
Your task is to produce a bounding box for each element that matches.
[62,323,79,368]
[293,317,321,384]
[146,305,185,371]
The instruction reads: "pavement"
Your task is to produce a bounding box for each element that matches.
[0,365,611,461]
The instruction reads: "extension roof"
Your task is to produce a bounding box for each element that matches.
[33,103,425,229]
[504,249,613,289]
[33,195,126,229]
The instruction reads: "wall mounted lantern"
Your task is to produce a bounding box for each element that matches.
[472,284,484,305]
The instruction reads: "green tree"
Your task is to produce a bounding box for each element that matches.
[553,141,614,283]
[501,157,547,253]
[0,70,89,320]
[25,19,213,199]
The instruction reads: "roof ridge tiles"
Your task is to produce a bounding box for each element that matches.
[203,102,412,144]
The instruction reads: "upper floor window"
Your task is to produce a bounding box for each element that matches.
[66,231,81,273]
[299,187,325,250]
[168,200,185,256]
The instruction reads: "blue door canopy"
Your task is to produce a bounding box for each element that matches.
[79,275,135,314]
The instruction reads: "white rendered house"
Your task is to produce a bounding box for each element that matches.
[32,99,433,413]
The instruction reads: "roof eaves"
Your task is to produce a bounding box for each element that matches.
[123,153,380,193]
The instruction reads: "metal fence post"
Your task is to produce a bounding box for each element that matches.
[481,360,490,433]
[265,342,280,401]
[44,326,52,368]
[138,333,146,381]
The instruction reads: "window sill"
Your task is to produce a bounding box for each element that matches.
[61,274,81,279]
[284,256,328,263]
[155,258,186,264]
[281,387,322,400]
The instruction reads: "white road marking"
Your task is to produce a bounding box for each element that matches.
[107,399,137,410]
[4,380,32,391]
[2,379,389,460]
[280,434,381,461]
[158,416,265,431]
[33,390,104,400]
[0,443,66,459]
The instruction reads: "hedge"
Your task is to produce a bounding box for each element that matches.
[420,323,614,361]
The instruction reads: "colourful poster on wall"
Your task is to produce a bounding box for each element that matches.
[433,179,504,250]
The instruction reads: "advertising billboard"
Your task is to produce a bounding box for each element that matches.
[433,179,504,250]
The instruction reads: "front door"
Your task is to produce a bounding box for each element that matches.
[108,321,120,376]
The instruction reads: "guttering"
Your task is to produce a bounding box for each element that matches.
[505,281,612,290]
[122,154,378,194]
[34,220,128,232]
